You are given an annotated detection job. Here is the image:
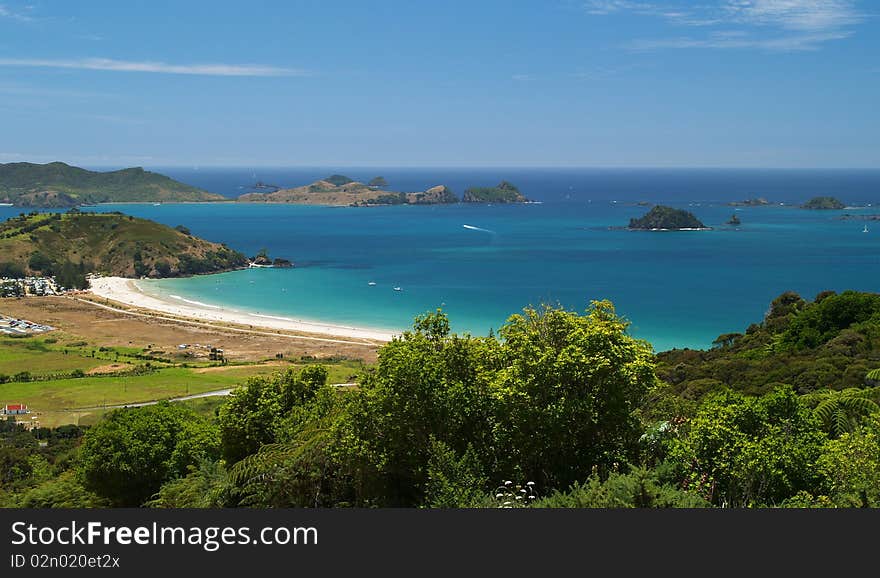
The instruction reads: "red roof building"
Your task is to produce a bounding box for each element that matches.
[2,404,29,415]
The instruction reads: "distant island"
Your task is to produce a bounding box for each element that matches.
[728,197,770,207]
[462,181,529,203]
[727,214,741,225]
[0,211,248,286]
[801,196,845,210]
[628,205,708,231]
[0,162,225,207]
[237,175,529,206]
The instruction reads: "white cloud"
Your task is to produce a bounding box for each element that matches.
[0,4,33,22]
[724,0,863,31]
[629,30,852,51]
[583,1,656,15]
[585,0,865,51]
[0,57,307,77]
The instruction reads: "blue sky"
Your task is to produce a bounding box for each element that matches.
[0,0,877,167]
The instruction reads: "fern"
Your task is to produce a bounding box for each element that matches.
[812,388,880,437]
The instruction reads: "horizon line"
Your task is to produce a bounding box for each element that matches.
[7,160,879,171]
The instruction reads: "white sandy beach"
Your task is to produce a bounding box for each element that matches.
[88,276,395,342]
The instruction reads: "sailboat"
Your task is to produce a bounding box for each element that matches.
[864,224,869,233]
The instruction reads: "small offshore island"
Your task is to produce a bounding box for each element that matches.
[801,196,845,210]
[238,174,530,206]
[627,205,709,231]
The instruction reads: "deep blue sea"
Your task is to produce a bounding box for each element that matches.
[4,167,880,351]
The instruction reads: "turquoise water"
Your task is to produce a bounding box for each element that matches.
[4,168,880,351]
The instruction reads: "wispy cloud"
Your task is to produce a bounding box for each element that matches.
[0,4,33,22]
[723,0,863,31]
[0,81,114,99]
[583,1,656,15]
[0,57,307,77]
[584,0,865,51]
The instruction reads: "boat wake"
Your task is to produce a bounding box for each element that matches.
[463,224,495,234]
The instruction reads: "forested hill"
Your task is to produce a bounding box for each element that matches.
[0,162,225,207]
[0,211,247,284]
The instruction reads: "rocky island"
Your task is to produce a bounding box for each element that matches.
[0,211,248,286]
[462,181,529,203]
[237,175,529,206]
[250,248,293,268]
[628,205,709,231]
[728,197,770,207]
[0,161,225,207]
[801,196,845,210]
[237,174,461,206]
[727,214,741,225]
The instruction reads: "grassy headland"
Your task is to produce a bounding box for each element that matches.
[0,211,247,283]
[0,161,225,207]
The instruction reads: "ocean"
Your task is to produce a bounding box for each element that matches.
[4,167,880,351]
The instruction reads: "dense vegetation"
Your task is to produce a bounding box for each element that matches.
[5,290,880,508]
[628,205,707,230]
[0,162,224,207]
[462,181,528,203]
[0,211,247,280]
[802,196,845,210]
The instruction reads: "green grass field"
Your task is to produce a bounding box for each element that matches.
[0,338,109,376]
[0,334,366,427]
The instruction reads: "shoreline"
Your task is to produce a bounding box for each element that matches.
[88,276,396,342]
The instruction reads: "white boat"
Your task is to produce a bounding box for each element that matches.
[368,281,376,286]
[0,203,13,207]
[393,286,402,292]
[153,203,161,206]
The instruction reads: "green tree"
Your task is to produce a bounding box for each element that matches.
[492,301,656,491]
[217,368,327,464]
[668,387,827,507]
[78,402,220,506]
[337,310,498,506]
[816,416,880,507]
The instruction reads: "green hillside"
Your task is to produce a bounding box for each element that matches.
[0,211,247,284]
[0,162,225,207]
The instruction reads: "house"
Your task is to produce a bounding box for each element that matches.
[2,404,29,415]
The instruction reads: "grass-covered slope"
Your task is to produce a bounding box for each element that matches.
[0,211,247,281]
[0,162,225,207]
